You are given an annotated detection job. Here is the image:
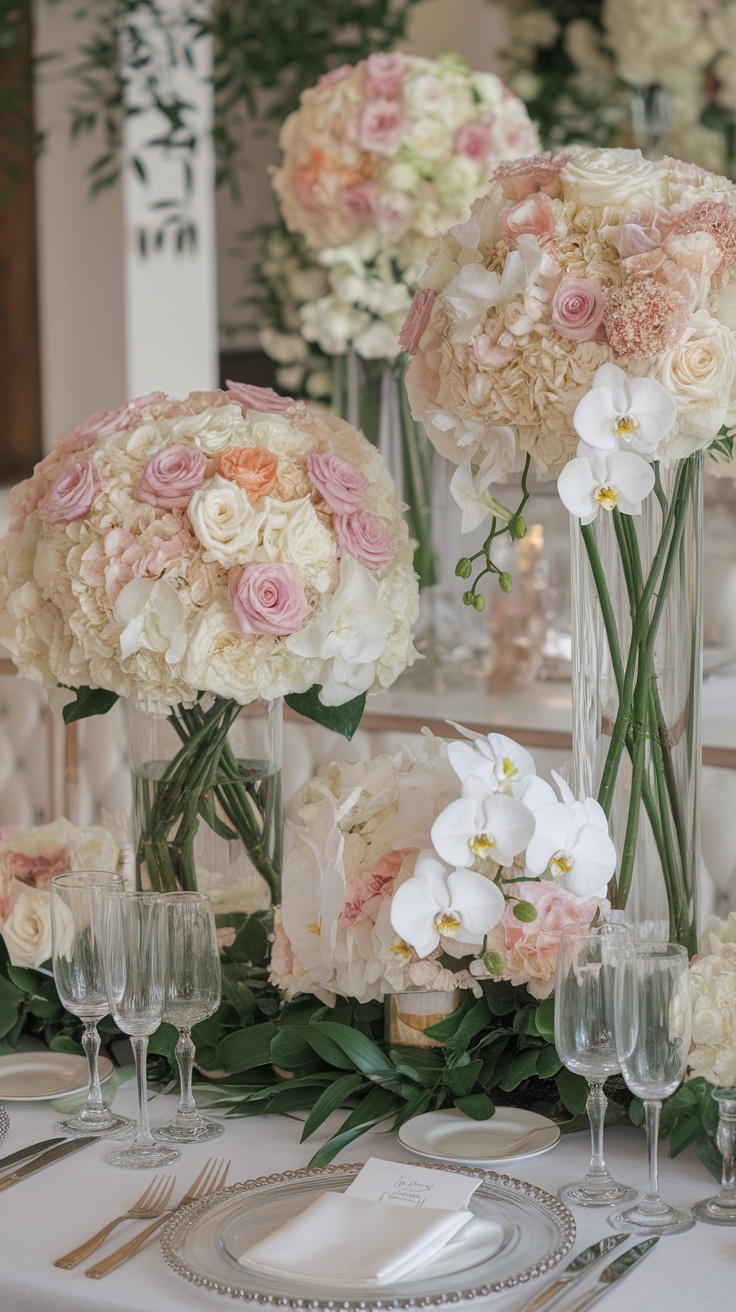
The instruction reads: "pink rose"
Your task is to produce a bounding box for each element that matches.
[551,277,606,342]
[134,443,208,509]
[226,381,295,413]
[53,410,115,457]
[43,460,102,525]
[340,848,414,928]
[500,194,556,246]
[357,100,403,157]
[106,392,167,432]
[494,152,570,202]
[338,181,379,224]
[482,881,609,1000]
[377,192,412,233]
[364,52,406,100]
[454,122,491,162]
[306,452,367,514]
[231,562,307,636]
[398,288,436,356]
[489,117,541,159]
[334,510,394,570]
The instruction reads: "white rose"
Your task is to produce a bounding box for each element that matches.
[123,422,171,461]
[471,71,505,107]
[286,556,394,705]
[656,312,736,452]
[173,404,248,455]
[560,148,668,207]
[2,884,54,968]
[258,495,336,592]
[436,156,482,204]
[114,577,188,667]
[243,412,311,458]
[711,283,736,331]
[406,118,450,160]
[404,73,454,119]
[188,474,264,565]
[383,160,422,194]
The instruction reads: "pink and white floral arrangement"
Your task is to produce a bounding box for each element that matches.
[0,386,419,715]
[271,52,540,362]
[271,727,613,1005]
[403,146,736,506]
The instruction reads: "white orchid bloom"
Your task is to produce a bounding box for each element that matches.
[573,363,676,459]
[525,771,616,898]
[390,850,505,958]
[449,436,518,533]
[443,235,544,332]
[431,775,536,870]
[447,728,536,795]
[558,443,655,524]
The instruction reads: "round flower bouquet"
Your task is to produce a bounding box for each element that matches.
[0,385,419,898]
[403,146,736,949]
[271,52,540,589]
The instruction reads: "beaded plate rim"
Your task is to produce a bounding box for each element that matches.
[160,1160,576,1309]
[0,1104,8,1149]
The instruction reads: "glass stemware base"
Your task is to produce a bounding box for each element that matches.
[692,1194,736,1225]
[56,1109,130,1137]
[154,1116,223,1144]
[559,1175,636,1208]
[609,1199,695,1235]
[106,1141,181,1169]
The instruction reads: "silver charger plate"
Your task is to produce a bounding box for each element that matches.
[160,1161,576,1309]
[0,1105,8,1148]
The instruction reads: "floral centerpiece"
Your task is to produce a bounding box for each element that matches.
[270,52,540,589]
[402,146,736,949]
[0,385,419,898]
[214,725,617,1162]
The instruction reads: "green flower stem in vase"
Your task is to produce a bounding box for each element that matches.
[571,453,702,951]
[127,696,282,902]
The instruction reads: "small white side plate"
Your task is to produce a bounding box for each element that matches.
[0,1052,113,1101]
[398,1106,560,1165]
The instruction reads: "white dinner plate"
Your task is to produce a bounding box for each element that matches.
[0,1052,113,1101]
[398,1107,561,1165]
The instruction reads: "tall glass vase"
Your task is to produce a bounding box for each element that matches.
[570,454,702,952]
[127,697,282,906]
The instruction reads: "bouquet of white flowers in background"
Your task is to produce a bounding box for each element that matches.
[272,726,613,1004]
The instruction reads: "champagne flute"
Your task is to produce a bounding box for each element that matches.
[50,871,130,1137]
[103,890,180,1169]
[693,1088,736,1224]
[554,924,636,1206]
[610,940,694,1235]
[154,892,223,1144]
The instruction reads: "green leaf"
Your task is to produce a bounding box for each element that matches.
[557,1067,589,1116]
[49,1033,85,1057]
[443,1058,483,1098]
[307,1120,381,1168]
[454,1093,496,1120]
[300,1072,366,1142]
[216,1022,277,1073]
[498,1047,540,1091]
[312,1021,402,1085]
[696,1136,723,1183]
[536,1045,563,1078]
[62,685,119,724]
[271,1030,323,1076]
[285,687,365,740]
[299,1028,357,1070]
[227,915,270,965]
[427,997,490,1050]
[534,998,555,1044]
[669,1114,705,1158]
[5,965,40,994]
[388,1047,444,1087]
[336,1083,400,1133]
[147,1022,178,1064]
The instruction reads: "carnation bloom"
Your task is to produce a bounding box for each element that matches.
[43,460,102,525]
[603,274,690,359]
[334,509,395,570]
[231,562,307,636]
[551,277,606,342]
[669,200,736,286]
[135,444,208,509]
[217,446,278,502]
[390,850,505,958]
[573,363,676,458]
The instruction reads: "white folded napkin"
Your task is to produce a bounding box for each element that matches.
[237,1191,472,1285]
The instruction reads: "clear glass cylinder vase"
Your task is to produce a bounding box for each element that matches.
[570,454,703,951]
[127,696,282,907]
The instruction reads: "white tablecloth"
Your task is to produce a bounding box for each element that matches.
[0,1077,731,1312]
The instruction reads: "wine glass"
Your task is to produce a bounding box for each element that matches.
[50,871,130,1137]
[610,940,694,1235]
[154,892,223,1144]
[102,890,180,1169]
[554,924,636,1207]
[692,1088,736,1225]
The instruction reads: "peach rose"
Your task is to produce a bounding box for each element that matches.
[500,194,556,246]
[218,446,278,502]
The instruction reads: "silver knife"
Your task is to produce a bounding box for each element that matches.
[564,1238,660,1312]
[516,1234,630,1312]
[0,1136,68,1174]
[0,1135,96,1191]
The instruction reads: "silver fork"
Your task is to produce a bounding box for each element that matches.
[85,1158,231,1279]
[55,1174,177,1268]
